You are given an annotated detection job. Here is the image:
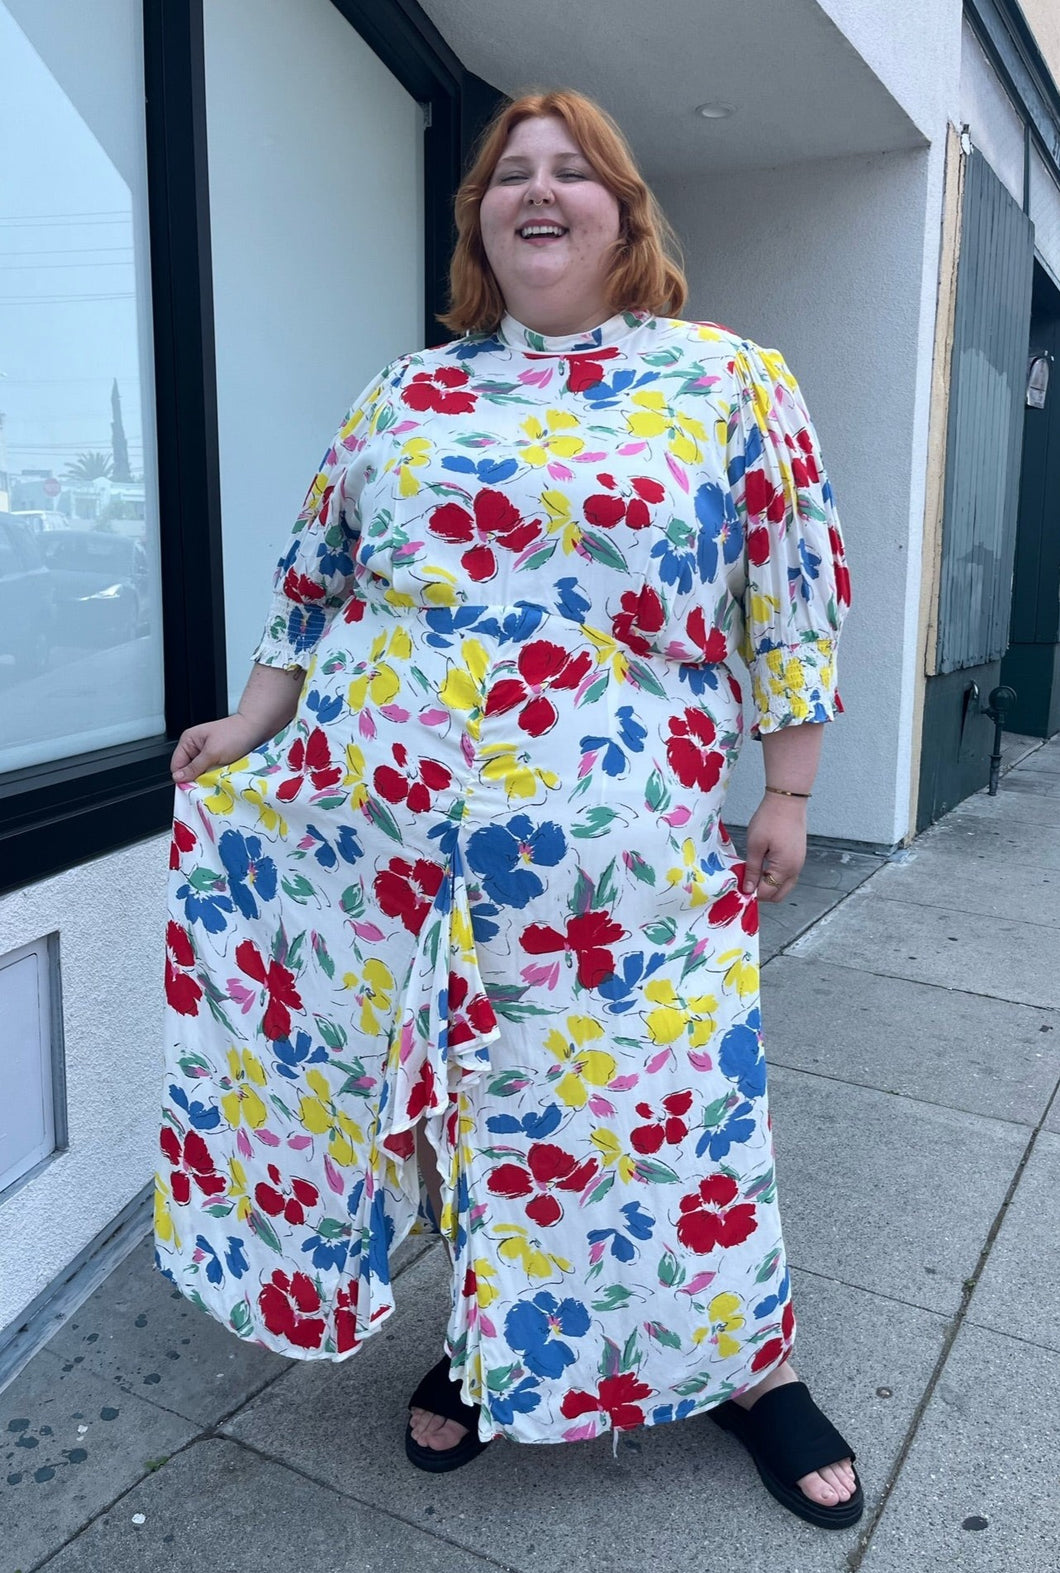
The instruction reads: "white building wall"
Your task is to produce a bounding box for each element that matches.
[0,837,168,1330]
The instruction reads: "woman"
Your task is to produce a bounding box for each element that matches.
[159,90,859,1529]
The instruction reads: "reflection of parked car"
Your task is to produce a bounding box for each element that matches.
[0,512,55,674]
[40,530,150,647]
[13,509,70,534]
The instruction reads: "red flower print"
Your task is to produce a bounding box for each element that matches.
[235,940,304,1041]
[427,489,541,583]
[830,525,851,608]
[583,472,666,531]
[447,971,499,1050]
[165,920,202,1017]
[485,640,593,736]
[744,466,786,523]
[560,346,620,394]
[486,1140,600,1227]
[706,870,758,936]
[684,607,729,665]
[751,1301,795,1373]
[520,909,625,989]
[335,1280,360,1354]
[788,426,820,487]
[373,742,452,813]
[666,708,724,793]
[561,1371,654,1430]
[169,819,197,870]
[611,586,665,657]
[401,364,477,415]
[159,1126,226,1205]
[373,856,445,936]
[253,1163,320,1226]
[280,567,327,609]
[676,1173,758,1254]
[277,727,342,803]
[746,525,771,567]
[258,1269,326,1350]
[630,1090,693,1155]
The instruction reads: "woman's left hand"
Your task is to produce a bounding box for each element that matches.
[742,794,808,903]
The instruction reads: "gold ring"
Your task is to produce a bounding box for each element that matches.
[762,872,780,888]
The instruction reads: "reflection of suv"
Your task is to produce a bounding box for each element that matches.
[0,512,54,674]
[39,530,149,646]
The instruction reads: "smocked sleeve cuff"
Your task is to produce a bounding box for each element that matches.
[749,636,842,739]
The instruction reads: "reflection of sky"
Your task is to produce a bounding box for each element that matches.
[0,4,143,479]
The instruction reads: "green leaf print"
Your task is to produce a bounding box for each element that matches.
[621,1329,640,1370]
[641,347,684,366]
[578,672,610,708]
[314,1218,352,1241]
[525,329,548,352]
[311,932,335,979]
[595,858,620,910]
[642,916,677,946]
[754,1246,783,1285]
[286,931,306,970]
[657,1249,686,1288]
[625,851,656,886]
[599,1336,622,1379]
[229,1300,253,1337]
[570,805,619,838]
[487,1362,518,1393]
[592,1284,634,1312]
[520,541,559,572]
[186,867,225,893]
[579,529,629,573]
[340,882,365,917]
[644,768,671,813]
[584,1171,616,1206]
[644,1321,683,1351]
[673,1373,714,1398]
[700,1093,735,1129]
[364,796,403,843]
[486,1068,532,1098]
[569,867,596,917]
[314,1015,348,1051]
[248,1208,283,1254]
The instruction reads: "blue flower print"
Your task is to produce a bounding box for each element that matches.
[694,481,743,583]
[441,454,518,486]
[579,705,647,778]
[695,1098,756,1161]
[474,602,547,644]
[195,1233,248,1286]
[753,1266,791,1320]
[791,536,822,601]
[175,881,233,934]
[587,1201,656,1262]
[650,535,696,595]
[651,1399,698,1425]
[488,1375,542,1427]
[727,415,763,488]
[554,575,591,624]
[305,686,343,726]
[218,830,278,921]
[466,814,566,908]
[300,1230,349,1273]
[505,1292,591,1378]
[677,661,719,696]
[423,606,486,650]
[167,1081,221,1131]
[486,1104,563,1141]
[597,949,668,1013]
[286,602,326,657]
[273,1029,329,1082]
[299,823,363,871]
[718,1022,767,1100]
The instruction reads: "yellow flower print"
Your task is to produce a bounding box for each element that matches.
[708,1291,745,1358]
[199,762,250,816]
[341,957,395,1036]
[227,1156,253,1224]
[495,1224,572,1281]
[297,1067,365,1166]
[154,1173,179,1248]
[590,1127,638,1183]
[540,487,587,556]
[626,391,707,463]
[664,838,718,907]
[717,947,759,1001]
[478,744,560,804]
[544,1014,617,1108]
[387,435,432,498]
[420,566,460,607]
[347,628,412,711]
[643,978,718,1049]
[520,410,584,467]
[438,637,491,729]
[473,1257,499,1309]
[582,622,630,683]
[221,1047,269,1130]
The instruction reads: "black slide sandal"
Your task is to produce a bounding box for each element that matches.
[405,1354,491,1473]
[709,1381,864,1529]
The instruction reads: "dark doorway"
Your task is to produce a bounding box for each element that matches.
[1001,262,1060,738]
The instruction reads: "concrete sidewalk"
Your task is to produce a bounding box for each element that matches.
[4,735,1059,1573]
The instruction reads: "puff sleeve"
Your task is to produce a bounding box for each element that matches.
[251,362,403,670]
[724,344,850,737]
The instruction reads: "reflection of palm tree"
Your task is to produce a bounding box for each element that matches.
[65,450,113,481]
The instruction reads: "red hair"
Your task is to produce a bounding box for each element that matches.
[441,89,687,335]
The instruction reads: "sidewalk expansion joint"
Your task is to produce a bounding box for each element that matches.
[765,1054,1049,1131]
[845,1116,1049,1570]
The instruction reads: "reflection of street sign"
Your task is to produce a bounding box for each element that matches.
[42,477,61,497]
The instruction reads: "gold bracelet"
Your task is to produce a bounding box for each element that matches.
[765,785,812,799]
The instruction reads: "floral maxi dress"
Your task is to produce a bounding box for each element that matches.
[157,312,850,1445]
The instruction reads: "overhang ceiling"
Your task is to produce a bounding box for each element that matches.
[419,0,926,177]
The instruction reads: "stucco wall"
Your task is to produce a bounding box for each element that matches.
[816,0,963,138]
[1020,0,1060,96]
[657,143,944,846]
[0,836,168,1330]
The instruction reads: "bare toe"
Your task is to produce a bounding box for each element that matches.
[797,1467,840,1506]
[408,1406,468,1451]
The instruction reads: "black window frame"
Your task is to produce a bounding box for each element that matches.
[0,0,501,898]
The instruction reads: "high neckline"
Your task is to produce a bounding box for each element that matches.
[498,311,650,354]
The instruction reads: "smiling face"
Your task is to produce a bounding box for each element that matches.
[478,114,622,336]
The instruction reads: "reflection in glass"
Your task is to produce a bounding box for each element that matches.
[0,0,164,773]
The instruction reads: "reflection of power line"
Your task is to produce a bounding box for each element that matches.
[0,210,131,224]
[2,376,140,384]
[0,292,136,304]
[0,245,134,258]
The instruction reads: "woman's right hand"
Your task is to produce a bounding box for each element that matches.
[170,714,264,784]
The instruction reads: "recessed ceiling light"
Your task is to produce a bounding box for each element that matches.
[695,102,735,119]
